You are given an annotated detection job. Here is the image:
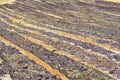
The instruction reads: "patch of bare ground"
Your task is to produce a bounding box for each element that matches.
[0,41,59,80]
[0,0,120,79]
[0,0,15,5]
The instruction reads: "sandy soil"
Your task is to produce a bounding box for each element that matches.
[0,0,15,5]
[105,0,120,3]
[0,0,120,80]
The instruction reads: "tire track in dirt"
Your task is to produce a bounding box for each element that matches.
[1,4,119,45]
[1,13,120,64]
[6,27,108,59]
[1,10,120,61]
[1,17,118,79]
[1,12,120,56]
[4,18,120,62]
[0,36,69,80]
[3,27,118,79]
[0,0,119,79]
[8,30,119,79]
[0,14,118,79]
[0,41,59,80]
[4,0,120,37]
[14,1,71,22]
[2,17,120,78]
[0,27,115,80]
[1,7,111,42]
[0,19,119,79]
[0,14,109,59]
[14,0,115,30]
[4,6,120,49]
[14,28,120,68]
[16,0,78,25]
[1,0,104,29]
[13,30,120,79]
[32,0,120,24]
[0,12,120,61]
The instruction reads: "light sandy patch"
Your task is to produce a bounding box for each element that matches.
[79,0,95,3]
[105,0,120,3]
[0,0,15,5]
[0,36,69,80]
[0,57,2,63]
[0,74,12,80]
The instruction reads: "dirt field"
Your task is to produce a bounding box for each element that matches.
[0,0,120,80]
